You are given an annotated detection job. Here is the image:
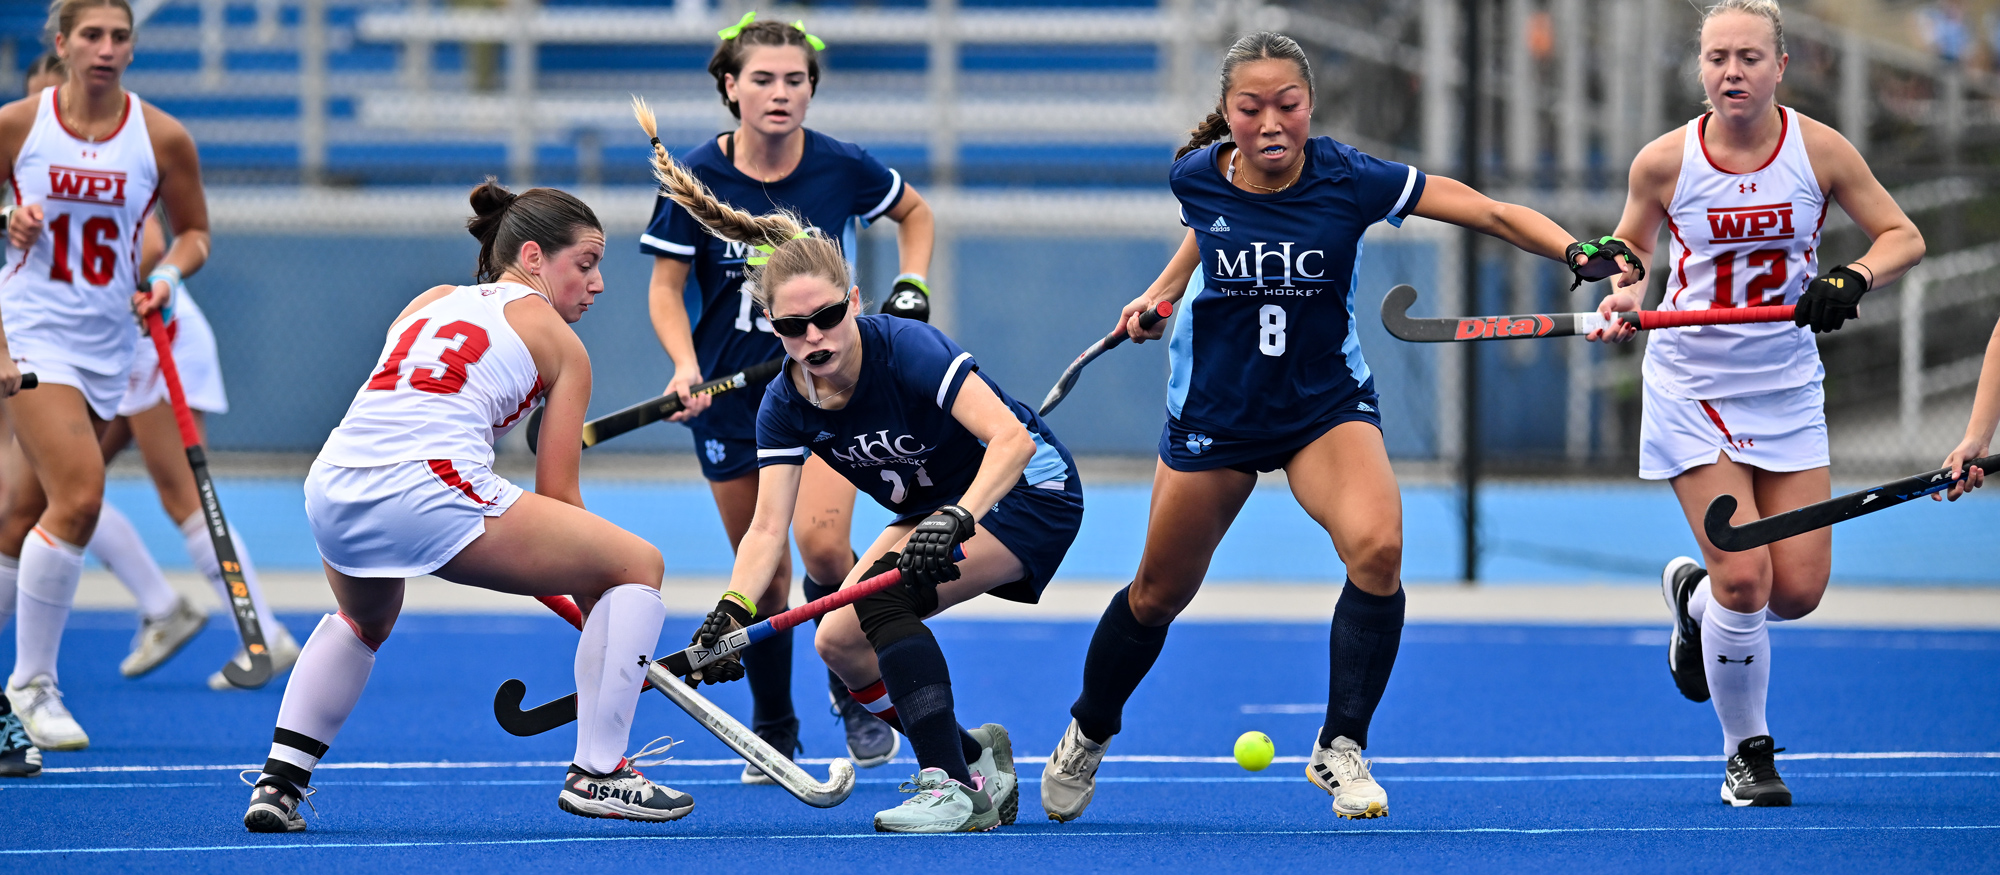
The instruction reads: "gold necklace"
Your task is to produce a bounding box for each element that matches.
[1233,147,1303,193]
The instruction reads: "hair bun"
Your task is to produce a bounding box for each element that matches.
[466,176,517,243]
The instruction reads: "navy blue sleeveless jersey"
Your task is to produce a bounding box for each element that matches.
[755,315,1075,517]
[1165,137,1423,450]
[640,129,906,478]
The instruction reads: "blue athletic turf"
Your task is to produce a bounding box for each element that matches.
[4,613,1999,872]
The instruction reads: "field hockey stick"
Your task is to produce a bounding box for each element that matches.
[1038,301,1173,416]
[1380,284,1796,342]
[516,594,856,808]
[12,374,36,390]
[142,310,271,689]
[495,562,926,737]
[524,357,784,454]
[1704,452,2000,552]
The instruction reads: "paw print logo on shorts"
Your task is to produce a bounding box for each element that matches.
[1186,433,1212,455]
[704,439,726,465]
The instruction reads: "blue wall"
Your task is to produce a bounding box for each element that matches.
[195,231,1446,455]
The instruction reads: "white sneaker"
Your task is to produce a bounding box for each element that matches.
[208,624,301,691]
[1040,718,1107,823]
[1307,731,1387,819]
[968,723,1018,825]
[4,675,88,751]
[873,768,998,833]
[121,597,208,678]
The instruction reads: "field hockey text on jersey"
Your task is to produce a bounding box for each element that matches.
[46,166,128,205]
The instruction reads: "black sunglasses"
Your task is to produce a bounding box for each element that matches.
[767,297,850,338]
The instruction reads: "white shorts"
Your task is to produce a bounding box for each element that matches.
[1639,379,1828,480]
[304,458,526,578]
[119,294,227,416]
[13,349,131,421]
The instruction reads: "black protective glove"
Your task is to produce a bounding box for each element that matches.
[687,596,754,685]
[897,504,975,611]
[1793,264,1869,334]
[1565,236,1645,290]
[879,274,931,322]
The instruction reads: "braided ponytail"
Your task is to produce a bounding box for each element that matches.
[1177,32,1315,161]
[632,96,849,309]
[1176,111,1232,160]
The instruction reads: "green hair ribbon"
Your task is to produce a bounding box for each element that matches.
[747,230,812,267]
[717,10,757,40]
[791,21,827,51]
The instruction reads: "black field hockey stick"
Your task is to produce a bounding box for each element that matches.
[1380,284,1796,342]
[524,357,783,453]
[143,310,271,689]
[12,374,36,390]
[496,564,920,737]
[1038,301,1172,416]
[515,593,856,808]
[1704,453,2000,552]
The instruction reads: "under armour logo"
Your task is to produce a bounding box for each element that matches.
[1716,654,1756,665]
[637,654,650,667]
[1738,183,1757,194]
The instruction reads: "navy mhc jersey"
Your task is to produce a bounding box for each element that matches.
[1166,137,1424,439]
[639,129,906,444]
[755,315,1074,518]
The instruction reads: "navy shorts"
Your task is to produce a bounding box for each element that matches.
[688,423,758,482]
[1159,394,1383,474]
[892,473,1083,605]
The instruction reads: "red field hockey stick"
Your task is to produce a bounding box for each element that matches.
[1381,284,1795,342]
[498,564,919,737]
[144,310,272,689]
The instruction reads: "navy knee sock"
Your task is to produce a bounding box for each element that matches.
[1321,580,1404,749]
[744,622,797,735]
[801,573,845,700]
[876,630,971,785]
[1070,585,1170,744]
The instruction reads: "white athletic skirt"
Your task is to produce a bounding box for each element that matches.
[10,346,132,421]
[119,295,227,416]
[1639,378,1828,481]
[305,458,525,578]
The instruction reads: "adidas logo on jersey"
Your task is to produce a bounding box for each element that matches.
[1209,216,1231,233]
[813,431,835,443]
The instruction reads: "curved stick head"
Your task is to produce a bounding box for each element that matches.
[1380,284,1424,341]
[1702,494,1744,552]
[220,650,274,689]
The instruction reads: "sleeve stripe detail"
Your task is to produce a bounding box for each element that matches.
[937,352,974,408]
[640,233,696,256]
[757,447,808,458]
[1388,165,1419,219]
[861,169,905,222]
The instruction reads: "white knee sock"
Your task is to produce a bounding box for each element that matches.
[9,530,84,688]
[93,502,178,621]
[0,554,18,634]
[1700,601,1771,754]
[1687,576,1713,626]
[573,584,665,775]
[180,513,279,635]
[264,614,378,788]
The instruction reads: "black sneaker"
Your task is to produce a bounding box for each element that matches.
[832,688,899,768]
[1721,735,1792,807]
[0,704,41,778]
[242,774,309,832]
[1661,556,1711,703]
[741,716,801,785]
[559,760,695,822]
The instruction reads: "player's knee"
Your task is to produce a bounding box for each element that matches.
[794,529,852,584]
[44,493,101,544]
[1706,556,1772,612]
[1766,583,1825,620]
[851,563,929,652]
[1126,574,1194,627]
[1343,528,1402,586]
[813,613,871,667]
[622,540,665,590]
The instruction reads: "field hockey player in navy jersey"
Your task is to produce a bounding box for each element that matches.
[1040,32,1640,823]
[638,102,1082,833]
[638,13,934,781]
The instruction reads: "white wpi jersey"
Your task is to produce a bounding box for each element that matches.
[1,87,159,375]
[318,283,548,468]
[1644,107,1827,400]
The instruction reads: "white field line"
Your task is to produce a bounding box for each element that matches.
[9,824,2000,855]
[36,750,2000,775]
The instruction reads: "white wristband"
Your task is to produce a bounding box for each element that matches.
[147,264,182,288]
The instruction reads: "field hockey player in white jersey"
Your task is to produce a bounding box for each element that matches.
[239,181,691,832]
[0,0,210,757]
[0,54,296,702]
[1587,0,1925,807]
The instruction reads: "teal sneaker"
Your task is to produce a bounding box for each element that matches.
[967,723,1017,825]
[873,768,999,833]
